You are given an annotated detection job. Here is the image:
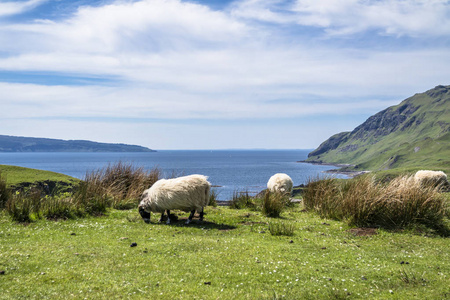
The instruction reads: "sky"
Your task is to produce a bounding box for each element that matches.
[0,0,449,150]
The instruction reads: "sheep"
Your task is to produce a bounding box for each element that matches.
[414,170,448,189]
[138,174,211,225]
[267,173,293,195]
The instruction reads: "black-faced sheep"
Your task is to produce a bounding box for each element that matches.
[267,173,293,195]
[138,174,211,224]
[414,170,448,189]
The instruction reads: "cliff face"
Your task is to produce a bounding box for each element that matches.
[307,85,450,171]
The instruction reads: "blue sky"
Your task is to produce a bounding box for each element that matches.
[1,0,449,150]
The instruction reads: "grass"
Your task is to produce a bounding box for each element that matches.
[1,164,449,298]
[0,205,449,299]
[303,175,448,234]
[0,164,79,187]
[306,86,450,174]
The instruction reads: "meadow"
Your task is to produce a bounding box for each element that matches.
[1,204,449,299]
[0,164,449,299]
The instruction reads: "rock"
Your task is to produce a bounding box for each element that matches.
[130,242,137,247]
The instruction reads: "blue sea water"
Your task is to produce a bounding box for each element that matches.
[0,150,347,200]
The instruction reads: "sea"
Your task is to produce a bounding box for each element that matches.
[0,150,348,200]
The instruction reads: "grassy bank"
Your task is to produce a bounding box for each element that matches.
[0,206,449,299]
[0,165,79,187]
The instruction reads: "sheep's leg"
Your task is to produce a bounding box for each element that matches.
[186,210,195,224]
[166,210,171,224]
[159,211,165,223]
[199,207,205,222]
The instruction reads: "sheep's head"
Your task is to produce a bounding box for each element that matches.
[138,206,151,224]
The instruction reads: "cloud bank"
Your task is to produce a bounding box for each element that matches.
[0,0,449,149]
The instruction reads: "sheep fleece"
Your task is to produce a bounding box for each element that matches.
[139,175,211,213]
[414,170,448,186]
[267,173,293,194]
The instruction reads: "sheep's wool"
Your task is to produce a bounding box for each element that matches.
[139,174,211,213]
[414,170,448,187]
[267,173,293,194]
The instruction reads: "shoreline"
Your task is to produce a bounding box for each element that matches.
[297,160,370,178]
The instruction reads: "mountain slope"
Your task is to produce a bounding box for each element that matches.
[306,85,450,172]
[0,135,155,152]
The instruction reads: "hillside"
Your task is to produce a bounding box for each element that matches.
[0,135,155,152]
[0,164,79,194]
[306,85,450,173]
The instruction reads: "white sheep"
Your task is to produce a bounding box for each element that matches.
[267,173,293,195]
[138,174,211,224]
[414,170,448,189]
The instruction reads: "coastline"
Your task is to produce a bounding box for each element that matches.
[297,160,370,178]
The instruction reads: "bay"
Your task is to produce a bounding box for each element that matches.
[0,150,347,200]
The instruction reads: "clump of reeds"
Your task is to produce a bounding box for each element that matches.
[229,190,256,209]
[303,175,447,231]
[6,188,42,223]
[77,162,161,210]
[261,190,290,218]
[208,188,219,207]
[4,162,161,222]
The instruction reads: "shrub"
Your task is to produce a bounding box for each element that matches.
[304,175,447,231]
[269,221,295,236]
[261,191,290,218]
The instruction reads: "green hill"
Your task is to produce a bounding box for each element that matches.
[0,164,79,194]
[0,135,155,152]
[306,85,450,173]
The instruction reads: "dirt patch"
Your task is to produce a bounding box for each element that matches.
[348,228,378,236]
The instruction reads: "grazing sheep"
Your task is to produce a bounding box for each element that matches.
[414,170,448,189]
[267,173,293,195]
[138,174,211,224]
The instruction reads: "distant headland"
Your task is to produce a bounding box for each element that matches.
[0,135,155,152]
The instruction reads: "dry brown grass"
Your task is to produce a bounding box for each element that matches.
[304,175,447,231]
[79,162,161,210]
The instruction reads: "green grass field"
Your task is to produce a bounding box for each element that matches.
[1,205,449,299]
[0,164,79,187]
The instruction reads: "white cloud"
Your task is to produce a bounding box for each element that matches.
[0,0,47,17]
[0,0,449,149]
[232,0,450,37]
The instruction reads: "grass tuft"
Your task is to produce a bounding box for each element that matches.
[304,175,448,232]
[0,171,10,209]
[3,162,161,222]
[268,221,295,236]
[229,190,256,209]
[261,190,290,218]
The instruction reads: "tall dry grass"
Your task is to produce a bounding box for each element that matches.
[303,175,447,231]
[77,162,161,210]
[261,190,291,217]
[4,162,161,222]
